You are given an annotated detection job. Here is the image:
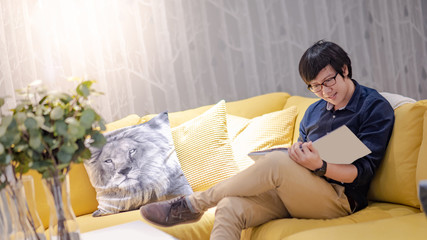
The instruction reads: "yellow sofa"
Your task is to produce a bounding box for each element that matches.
[25,92,427,240]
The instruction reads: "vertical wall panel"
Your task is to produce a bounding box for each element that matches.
[0,0,426,122]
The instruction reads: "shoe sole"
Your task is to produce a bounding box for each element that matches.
[139,206,203,227]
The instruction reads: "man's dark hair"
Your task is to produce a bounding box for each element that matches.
[299,40,352,85]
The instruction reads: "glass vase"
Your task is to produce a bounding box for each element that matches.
[42,174,81,240]
[0,187,11,240]
[1,180,45,240]
[22,175,47,240]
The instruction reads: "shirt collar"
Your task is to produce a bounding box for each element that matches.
[326,79,360,112]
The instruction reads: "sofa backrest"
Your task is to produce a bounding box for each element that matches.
[283,95,319,144]
[368,100,427,209]
[139,92,291,127]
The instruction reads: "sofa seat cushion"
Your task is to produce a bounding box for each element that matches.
[241,202,421,240]
[283,213,427,240]
[75,208,216,240]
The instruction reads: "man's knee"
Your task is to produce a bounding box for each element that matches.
[215,197,247,227]
[216,197,245,216]
[263,151,296,170]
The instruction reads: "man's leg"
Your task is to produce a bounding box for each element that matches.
[210,190,289,240]
[190,151,351,219]
[141,150,351,227]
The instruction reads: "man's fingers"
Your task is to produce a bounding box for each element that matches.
[305,141,318,154]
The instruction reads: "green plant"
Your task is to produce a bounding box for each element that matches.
[0,79,106,187]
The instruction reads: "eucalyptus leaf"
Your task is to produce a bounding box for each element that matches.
[29,135,42,150]
[68,124,85,140]
[16,162,30,174]
[34,116,45,127]
[5,154,12,164]
[43,135,54,148]
[57,93,72,104]
[99,119,106,131]
[0,143,4,155]
[15,104,26,112]
[50,106,64,120]
[76,84,90,98]
[6,117,17,130]
[91,132,106,148]
[1,129,20,147]
[65,117,78,125]
[0,116,13,128]
[40,124,54,133]
[54,120,68,137]
[56,163,70,172]
[79,148,92,160]
[0,98,4,107]
[57,149,72,164]
[15,112,27,124]
[0,125,6,138]
[31,160,51,170]
[60,142,78,154]
[24,117,38,130]
[14,144,28,153]
[82,80,94,88]
[27,149,42,162]
[80,109,96,129]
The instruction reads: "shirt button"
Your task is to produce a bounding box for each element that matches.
[333,115,336,119]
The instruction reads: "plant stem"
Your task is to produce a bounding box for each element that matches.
[50,173,70,240]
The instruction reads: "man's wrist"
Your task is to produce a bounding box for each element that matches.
[312,160,327,177]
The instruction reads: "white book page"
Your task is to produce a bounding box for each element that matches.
[312,125,371,164]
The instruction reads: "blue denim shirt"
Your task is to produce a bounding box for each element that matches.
[298,80,395,211]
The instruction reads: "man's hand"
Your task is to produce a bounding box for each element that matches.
[288,141,358,183]
[288,141,323,171]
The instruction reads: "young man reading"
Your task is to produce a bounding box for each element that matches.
[140,40,395,240]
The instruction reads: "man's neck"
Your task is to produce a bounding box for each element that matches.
[334,79,355,110]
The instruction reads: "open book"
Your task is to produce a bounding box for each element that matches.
[248,125,371,164]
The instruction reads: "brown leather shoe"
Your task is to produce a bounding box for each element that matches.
[140,196,203,227]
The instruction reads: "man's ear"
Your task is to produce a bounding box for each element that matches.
[342,65,349,78]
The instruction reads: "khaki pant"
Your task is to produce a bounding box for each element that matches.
[189,151,352,240]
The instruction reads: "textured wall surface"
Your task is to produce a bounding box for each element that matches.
[0,0,426,122]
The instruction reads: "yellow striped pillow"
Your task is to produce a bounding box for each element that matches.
[226,114,250,140]
[231,106,298,171]
[172,100,238,192]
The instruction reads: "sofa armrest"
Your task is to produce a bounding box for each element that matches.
[420,180,427,215]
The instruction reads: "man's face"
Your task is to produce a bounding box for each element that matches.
[309,64,354,110]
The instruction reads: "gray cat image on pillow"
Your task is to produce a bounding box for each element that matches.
[84,112,193,217]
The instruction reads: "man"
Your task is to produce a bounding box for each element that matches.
[140,40,395,240]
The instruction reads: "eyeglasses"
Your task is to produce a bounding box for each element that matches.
[307,72,339,93]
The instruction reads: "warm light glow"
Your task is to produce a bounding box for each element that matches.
[31,0,122,86]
